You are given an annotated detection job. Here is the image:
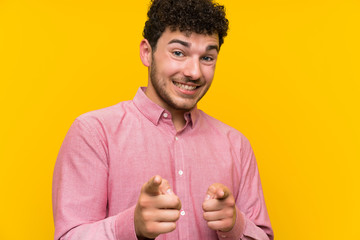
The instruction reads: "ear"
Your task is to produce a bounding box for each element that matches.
[140,39,152,67]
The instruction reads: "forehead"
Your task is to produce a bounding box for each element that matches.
[157,28,219,49]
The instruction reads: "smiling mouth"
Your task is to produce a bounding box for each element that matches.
[173,81,198,91]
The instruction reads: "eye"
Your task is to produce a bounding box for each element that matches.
[201,56,214,62]
[173,51,184,57]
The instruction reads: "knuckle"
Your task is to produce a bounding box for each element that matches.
[202,201,208,211]
[168,195,181,208]
[225,208,234,217]
[223,219,233,229]
[143,223,151,233]
[144,223,156,235]
[223,218,231,225]
[142,210,152,221]
[138,197,149,208]
[225,198,235,207]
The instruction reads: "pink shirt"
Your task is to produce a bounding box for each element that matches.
[52,87,273,240]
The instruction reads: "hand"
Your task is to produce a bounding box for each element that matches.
[134,175,181,239]
[202,183,236,232]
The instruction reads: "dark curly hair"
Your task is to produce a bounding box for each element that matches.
[143,0,229,51]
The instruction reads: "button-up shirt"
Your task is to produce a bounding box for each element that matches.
[52,87,274,240]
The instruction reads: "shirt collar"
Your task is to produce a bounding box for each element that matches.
[133,87,199,128]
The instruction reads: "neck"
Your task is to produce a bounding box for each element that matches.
[144,85,194,131]
[170,109,187,132]
[145,85,190,132]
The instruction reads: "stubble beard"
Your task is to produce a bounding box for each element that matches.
[150,56,210,112]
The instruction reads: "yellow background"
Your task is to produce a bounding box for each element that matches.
[1,0,359,239]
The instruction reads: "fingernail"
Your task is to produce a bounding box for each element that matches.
[166,188,174,195]
[219,190,224,197]
[205,194,211,200]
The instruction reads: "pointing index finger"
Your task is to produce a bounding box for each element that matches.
[143,175,162,196]
[205,183,230,201]
[215,187,229,200]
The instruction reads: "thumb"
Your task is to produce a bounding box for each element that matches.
[143,175,162,196]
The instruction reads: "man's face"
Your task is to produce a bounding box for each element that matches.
[145,28,219,112]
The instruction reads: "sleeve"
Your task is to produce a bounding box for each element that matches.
[216,136,274,240]
[52,118,138,240]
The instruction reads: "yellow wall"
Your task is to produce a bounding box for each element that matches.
[1,0,359,239]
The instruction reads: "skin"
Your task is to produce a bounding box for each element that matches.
[135,29,236,238]
[140,28,219,131]
[202,183,237,232]
[134,175,182,239]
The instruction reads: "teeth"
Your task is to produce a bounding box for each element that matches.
[174,82,197,91]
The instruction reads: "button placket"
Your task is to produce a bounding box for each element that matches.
[173,133,188,239]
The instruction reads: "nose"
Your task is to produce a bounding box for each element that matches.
[183,57,202,80]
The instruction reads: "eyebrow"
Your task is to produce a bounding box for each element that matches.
[168,39,190,48]
[206,45,219,53]
[168,39,219,53]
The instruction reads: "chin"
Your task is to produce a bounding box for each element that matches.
[171,100,197,111]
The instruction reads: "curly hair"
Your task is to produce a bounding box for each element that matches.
[143,0,229,51]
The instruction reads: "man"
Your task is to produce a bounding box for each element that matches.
[52,0,274,239]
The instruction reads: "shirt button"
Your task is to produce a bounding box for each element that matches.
[221,235,227,238]
[178,170,183,176]
[175,136,179,141]
[163,112,168,118]
[180,210,185,216]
